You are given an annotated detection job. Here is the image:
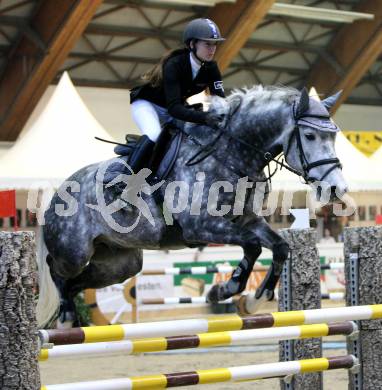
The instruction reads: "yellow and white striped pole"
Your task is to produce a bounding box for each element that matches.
[39,321,356,361]
[41,355,356,389]
[39,304,382,346]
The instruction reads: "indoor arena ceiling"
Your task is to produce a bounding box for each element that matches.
[0,0,381,141]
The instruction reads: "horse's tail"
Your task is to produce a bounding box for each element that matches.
[36,238,60,328]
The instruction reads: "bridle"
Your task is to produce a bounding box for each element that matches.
[283,102,342,184]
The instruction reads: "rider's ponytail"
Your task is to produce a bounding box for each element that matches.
[141,48,186,87]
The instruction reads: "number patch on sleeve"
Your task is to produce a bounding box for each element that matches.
[214,81,224,91]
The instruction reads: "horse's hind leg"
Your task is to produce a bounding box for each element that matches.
[65,245,143,302]
[46,255,80,326]
[46,248,93,327]
[47,245,142,326]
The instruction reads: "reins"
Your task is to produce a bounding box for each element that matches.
[184,97,300,187]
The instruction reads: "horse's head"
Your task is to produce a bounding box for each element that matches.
[283,88,347,202]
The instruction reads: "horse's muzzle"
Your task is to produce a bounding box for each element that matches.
[316,185,348,203]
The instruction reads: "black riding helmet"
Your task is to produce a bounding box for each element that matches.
[183,18,225,63]
[183,18,225,45]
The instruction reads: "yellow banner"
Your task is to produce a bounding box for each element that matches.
[343,131,382,157]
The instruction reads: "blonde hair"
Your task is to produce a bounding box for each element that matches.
[141,48,186,87]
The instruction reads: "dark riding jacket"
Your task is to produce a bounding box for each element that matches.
[130,49,225,124]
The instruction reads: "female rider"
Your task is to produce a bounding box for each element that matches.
[127,18,226,172]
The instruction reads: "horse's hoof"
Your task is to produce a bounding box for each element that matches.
[248,294,267,314]
[238,291,270,315]
[206,284,226,303]
[57,310,75,329]
[266,289,274,301]
[56,319,74,329]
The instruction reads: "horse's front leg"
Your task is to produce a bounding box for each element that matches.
[242,217,290,312]
[207,239,262,303]
[179,216,262,302]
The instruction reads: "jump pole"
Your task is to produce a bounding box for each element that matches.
[38,304,382,347]
[139,263,343,275]
[139,292,345,306]
[39,321,356,361]
[40,355,357,390]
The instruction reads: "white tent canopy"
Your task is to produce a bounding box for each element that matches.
[335,131,381,191]
[0,72,115,189]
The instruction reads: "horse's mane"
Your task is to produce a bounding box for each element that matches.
[209,85,300,115]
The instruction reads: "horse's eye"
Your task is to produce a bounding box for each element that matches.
[305,133,315,141]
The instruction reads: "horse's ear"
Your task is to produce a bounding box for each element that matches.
[322,90,342,112]
[296,87,310,118]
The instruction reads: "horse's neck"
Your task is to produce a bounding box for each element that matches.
[230,102,291,169]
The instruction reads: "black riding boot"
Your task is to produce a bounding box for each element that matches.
[104,135,155,187]
[128,135,155,173]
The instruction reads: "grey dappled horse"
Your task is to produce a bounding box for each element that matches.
[38,86,347,326]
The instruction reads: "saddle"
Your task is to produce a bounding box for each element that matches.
[103,123,183,186]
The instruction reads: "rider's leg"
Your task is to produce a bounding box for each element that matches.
[128,135,155,172]
[129,100,169,172]
[104,100,168,187]
[131,99,162,143]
